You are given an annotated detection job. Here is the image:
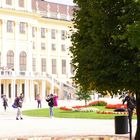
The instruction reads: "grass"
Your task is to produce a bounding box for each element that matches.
[22,106,137,119]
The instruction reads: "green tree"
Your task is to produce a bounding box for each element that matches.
[70,0,140,139]
[76,88,91,106]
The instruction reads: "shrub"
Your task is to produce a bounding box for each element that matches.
[88,100,107,106]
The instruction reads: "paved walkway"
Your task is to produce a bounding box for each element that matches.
[0,100,137,140]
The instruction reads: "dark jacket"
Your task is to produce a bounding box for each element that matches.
[123,95,136,110]
[14,97,23,108]
[3,96,8,107]
[46,96,54,107]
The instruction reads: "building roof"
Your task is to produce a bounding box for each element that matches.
[32,0,75,17]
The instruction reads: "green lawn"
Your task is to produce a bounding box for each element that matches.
[22,106,137,119]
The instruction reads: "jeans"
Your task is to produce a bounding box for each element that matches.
[16,107,22,118]
[37,100,41,108]
[49,106,54,118]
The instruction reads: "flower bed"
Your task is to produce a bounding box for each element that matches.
[106,104,127,109]
[59,101,136,114]
[72,107,99,112]
[60,106,72,111]
[97,110,128,115]
[72,105,89,109]
[60,105,136,115]
[60,106,99,112]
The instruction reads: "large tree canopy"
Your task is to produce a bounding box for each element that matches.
[70,0,140,139]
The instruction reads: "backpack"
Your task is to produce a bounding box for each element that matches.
[46,96,54,107]
[12,97,18,108]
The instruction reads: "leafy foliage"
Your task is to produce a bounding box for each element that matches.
[71,0,140,95]
[88,101,107,106]
[75,88,91,105]
[71,1,140,139]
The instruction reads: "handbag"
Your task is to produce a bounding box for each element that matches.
[12,104,17,108]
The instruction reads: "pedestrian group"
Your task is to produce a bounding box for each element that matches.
[1,92,58,120]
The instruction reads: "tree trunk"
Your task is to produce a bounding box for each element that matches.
[135,92,140,140]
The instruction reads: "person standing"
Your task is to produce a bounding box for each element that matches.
[53,94,58,107]
[36,94,42,108]
[2,95,8,111]
[46,94,54,118]
[123,91,136,140]
[14,93,24,120]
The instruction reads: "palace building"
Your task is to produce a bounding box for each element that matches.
[0,0,76,102]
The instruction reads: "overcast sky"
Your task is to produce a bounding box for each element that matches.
[44,0,75,5]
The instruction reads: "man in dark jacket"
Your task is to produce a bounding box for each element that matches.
[123,91,136,118]
[46,94,54,118]
[123,91,136,140]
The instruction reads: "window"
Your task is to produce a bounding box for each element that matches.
[62,59,66,74]
[41,43,46,50]
[7,50,14,68]
[6,0,12,5]
[41,58,46,72]
[19,51,26,71]
[41,28,45,38]
[51,29,56,39]
[19,22,26,34]
[61,30,66,40]
[52,59,56,74]
[51,44,56,51]
[32,58,36,71]
[7,51,14,69]
[19,0,24,7]
[61,44,66,51]
[7,20,14,33]
[32,27,36,37]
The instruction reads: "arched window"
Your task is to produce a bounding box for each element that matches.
[19,51,26,71]
[7,50,14,69]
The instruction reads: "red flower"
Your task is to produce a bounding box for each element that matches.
[60,106,72,111]
[72,105,88,109]
[106,104,127,109]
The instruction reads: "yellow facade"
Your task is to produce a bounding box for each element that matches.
[0,0,75,102]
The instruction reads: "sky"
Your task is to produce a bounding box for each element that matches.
[44,0,75,5]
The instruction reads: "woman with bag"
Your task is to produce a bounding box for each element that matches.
[14,93,24,120]
[123,91,136,140]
